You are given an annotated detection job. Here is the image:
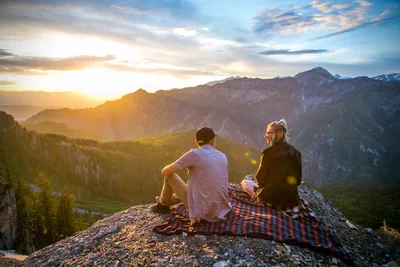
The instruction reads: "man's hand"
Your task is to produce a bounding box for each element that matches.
[161,163,179,176]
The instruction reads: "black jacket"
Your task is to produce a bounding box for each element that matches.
[255,141,302,208]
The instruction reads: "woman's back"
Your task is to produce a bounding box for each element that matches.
[255,141,302,208]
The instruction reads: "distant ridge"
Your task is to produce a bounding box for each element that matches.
[294,67,335,83]
[373,73,400,82]
[333,74,352,80]
[0,105,61,121]
[0,90,104,109]
[22,67,400,187]
[205,76,241,86]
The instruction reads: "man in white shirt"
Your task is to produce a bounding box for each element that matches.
[151,127,232,224]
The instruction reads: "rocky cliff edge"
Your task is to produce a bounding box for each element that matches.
[20,184,400,267]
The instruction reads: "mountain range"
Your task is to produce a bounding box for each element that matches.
[0,91,105,121]
[0,91,103,108]
[372,73,400,82]
[24,67,400,187]
[0,105,63,121]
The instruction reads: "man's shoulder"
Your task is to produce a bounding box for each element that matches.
[176,149,199,161]
[214,148,226,154]
[201,147,227,160]
[185,148,201,157]
[212,148,227,158]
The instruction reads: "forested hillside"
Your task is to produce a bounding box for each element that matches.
[0,111,259,212]
[22,121,101,141]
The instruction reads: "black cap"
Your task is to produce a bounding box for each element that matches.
[196,127,216,144]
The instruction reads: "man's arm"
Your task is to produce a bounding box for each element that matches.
[161,163,180,176]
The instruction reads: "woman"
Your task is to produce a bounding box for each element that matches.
[242,119,302,210]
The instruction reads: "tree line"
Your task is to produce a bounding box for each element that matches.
[1,160,101,254]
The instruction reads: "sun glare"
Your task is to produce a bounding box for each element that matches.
[59,69,137,100]
[35,33,142,61]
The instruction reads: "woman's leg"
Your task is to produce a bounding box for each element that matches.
[241,179,258,197]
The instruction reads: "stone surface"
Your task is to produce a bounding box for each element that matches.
[365,228,374,234]
[346,220,358,229]
[20,183,400,267]
[0,178,17,250]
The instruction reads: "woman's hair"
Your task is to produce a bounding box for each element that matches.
[268,119,289,142]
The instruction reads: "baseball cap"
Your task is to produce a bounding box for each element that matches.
[195,127,217,144]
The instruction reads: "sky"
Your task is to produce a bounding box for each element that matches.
[0,0,399,100]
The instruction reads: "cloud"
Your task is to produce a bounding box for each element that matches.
[310,16,399,41]
[259,49,329,56]
[253,1,382,36]
[310,2,351,14]
[0,80,17,86]
[105,62,224,78]
[111,5,160,15]
[0,51,115,74]
[0,49,14,57]
[110,0,197,18]
[173,27,198,37]
[0,1,204,59]
[0,49,226,78]
[234,38,249,44]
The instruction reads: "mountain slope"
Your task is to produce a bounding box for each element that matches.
[25,67,400,187]
[22,121,101,140]
[0,105,61,121]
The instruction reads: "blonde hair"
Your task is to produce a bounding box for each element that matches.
[268,119,289,142]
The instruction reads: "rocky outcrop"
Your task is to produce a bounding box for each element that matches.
[21,183,400,266]
[0,178,17,250]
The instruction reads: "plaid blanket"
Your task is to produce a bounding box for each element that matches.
[153,188,353,263]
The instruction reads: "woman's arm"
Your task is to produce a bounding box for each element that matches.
[255,152,269,187]
[296,152,302,185]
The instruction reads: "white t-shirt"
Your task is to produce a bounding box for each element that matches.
[174,145,232,222]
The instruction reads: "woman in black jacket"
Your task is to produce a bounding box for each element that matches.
[242,119,302,210]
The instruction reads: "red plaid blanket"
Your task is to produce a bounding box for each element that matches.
[153,188,353,263]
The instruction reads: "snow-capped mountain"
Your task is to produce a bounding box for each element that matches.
[373,73,400,82]
[334,74,352,80]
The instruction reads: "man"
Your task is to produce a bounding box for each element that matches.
[151,127,231,225]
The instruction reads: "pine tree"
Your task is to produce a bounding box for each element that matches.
[57,186,76,239]
[35,172,57,246]
[15,178,35,254]
[4,161,13,188]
